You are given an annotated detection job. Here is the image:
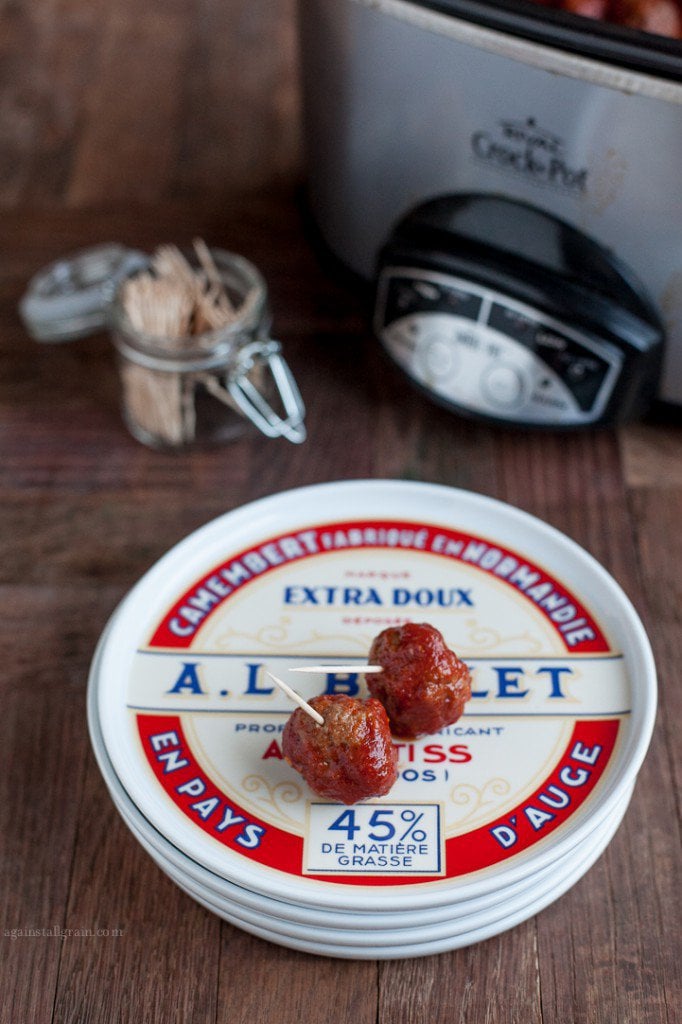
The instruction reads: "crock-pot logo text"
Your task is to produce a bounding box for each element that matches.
[471,117,588,193]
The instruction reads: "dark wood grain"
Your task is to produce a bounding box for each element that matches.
[379,922,542,1024]
[0,0,300,205]
[0,1,680,1022]
[0,586,119,1022]
[215,932,378,1024]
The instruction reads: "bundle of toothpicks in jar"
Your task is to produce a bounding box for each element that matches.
[118,239,258,447]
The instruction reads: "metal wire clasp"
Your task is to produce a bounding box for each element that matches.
[227,340,306,444]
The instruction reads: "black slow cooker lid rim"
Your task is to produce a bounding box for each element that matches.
[411,0,682,83]
[379,241,662,353]
[383,213,656,319]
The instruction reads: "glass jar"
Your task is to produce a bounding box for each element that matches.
[19,243,306,448]
[109,249,305,448]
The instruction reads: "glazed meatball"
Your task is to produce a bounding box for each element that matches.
[282,694,398,804]
[530,0,682,37]
[368,623,472,740]
[609,0,682,34]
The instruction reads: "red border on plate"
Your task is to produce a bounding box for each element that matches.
[147,520,610,653]
[138,715,619,885]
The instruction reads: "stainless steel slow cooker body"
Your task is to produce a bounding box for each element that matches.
[298,0,682,408]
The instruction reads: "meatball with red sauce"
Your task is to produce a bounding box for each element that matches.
[282,693,398,804]
[368,623,472,740]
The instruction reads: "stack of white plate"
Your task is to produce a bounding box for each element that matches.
[87,481,656,959]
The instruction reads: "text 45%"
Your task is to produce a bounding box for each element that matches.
[328,807,428,843]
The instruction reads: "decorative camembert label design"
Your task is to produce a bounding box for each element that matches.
[128,519,629,886]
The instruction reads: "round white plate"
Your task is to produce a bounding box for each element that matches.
[158,797,628,959]
[109,761,632,947]
[91,481,656,913]
[90,670,634,935]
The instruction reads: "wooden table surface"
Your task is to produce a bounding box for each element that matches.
[1,2,680,1021]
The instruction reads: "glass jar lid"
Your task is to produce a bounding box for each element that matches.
[19,243,148,343]
[19,242,306,443]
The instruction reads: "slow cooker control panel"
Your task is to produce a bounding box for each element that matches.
[375,268,623,425]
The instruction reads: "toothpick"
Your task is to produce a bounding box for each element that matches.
[289,665,384,674]
[266,671,324,725]
[193,237,225,293]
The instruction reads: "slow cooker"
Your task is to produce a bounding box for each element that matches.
[297,0,682,425]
